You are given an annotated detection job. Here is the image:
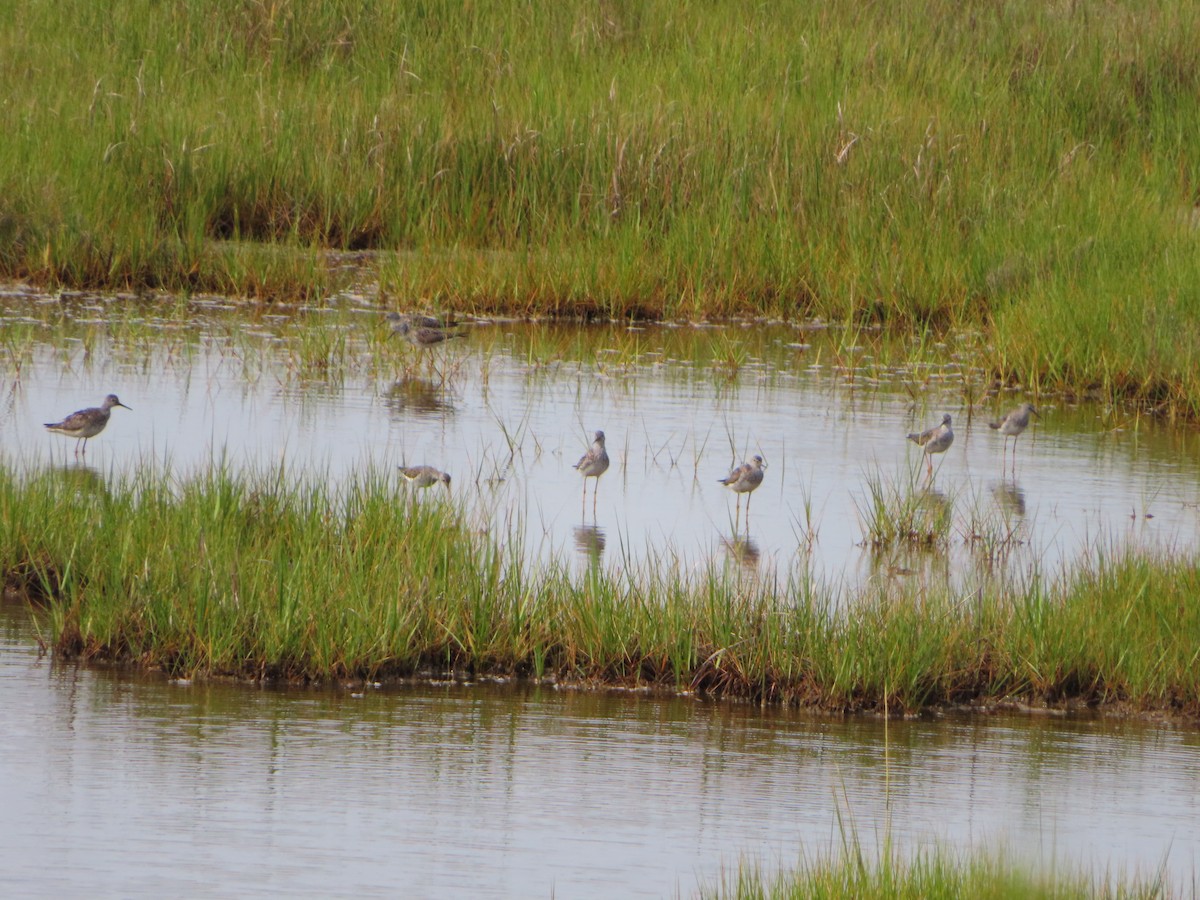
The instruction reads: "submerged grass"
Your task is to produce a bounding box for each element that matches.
[4,1,1200,413]
[2,466,1198,716]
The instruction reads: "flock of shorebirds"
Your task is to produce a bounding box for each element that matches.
[905,402,1039,478]
[42,311,1041,526]
[573,402,1037,524]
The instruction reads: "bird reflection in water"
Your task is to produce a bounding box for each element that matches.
[991,479,1027,517]
[573,524,607,564]
[919,485,951,516]
[383,376,456,419]
[721,534,761,569]
[53,462,109,499]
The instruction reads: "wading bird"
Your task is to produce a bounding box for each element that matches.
[386,311,464,347]
[718,455,766,527]
[906,413,954,479]
[990,403,1039,470]
[573,430,610,515]
[44,394,131,456]
[398,465,452,490]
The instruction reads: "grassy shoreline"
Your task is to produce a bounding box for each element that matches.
[4,1,1200,414]
[3,466,1197,719]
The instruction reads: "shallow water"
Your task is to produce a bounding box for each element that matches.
[1,601,1197,897]
[3,288,1199,894]
[2,286,1198,592]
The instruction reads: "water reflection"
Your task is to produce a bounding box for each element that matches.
[721,534,761,569]
[918,484,951,518]
[992,478,1027,517]
[865,546,952,590]
[4,297,1200,591]
[2,604,1197,898]
[52,463,108,498]
[383,376,456,419]
[573,524,607,563]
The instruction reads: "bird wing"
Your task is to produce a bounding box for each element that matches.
[47,408,96,430]
[719,463,748,485]
[907,425,934,446]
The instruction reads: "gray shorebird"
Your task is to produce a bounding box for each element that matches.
[386,311,457,330]
[990,402,1039,469]
[386,311,464,347]
[718,455,766,525]
[44,394,131,455]
[907,413,954,478]
[573,430,610,514]
[398,465,452,490]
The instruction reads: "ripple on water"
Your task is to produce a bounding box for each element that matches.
[1,598,1197,896]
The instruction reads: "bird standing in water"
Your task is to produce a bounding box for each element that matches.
[990,402,1039,471]
[44,394,131,456]
[386,311,465,347]
[573,430,610,515]
[718,455,767,528]
[907,413,954,479]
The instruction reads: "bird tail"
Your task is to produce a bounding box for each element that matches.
[988,421,1001,430]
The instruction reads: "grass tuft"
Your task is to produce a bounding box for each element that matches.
[2,466,1198,716]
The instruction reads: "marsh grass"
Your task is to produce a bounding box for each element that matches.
[708,845,1170,899]
[0,296,1021,405]
[960,486,1029,565]
[2,466,1198,715]
[855,469,955,551]
[4,1,1200,413]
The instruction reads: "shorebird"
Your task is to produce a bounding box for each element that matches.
[990,402,1039,469]
[386,311,464,347]
[386,311,457,330]
[398,465,452,490]
[573,430,610,514]
[718,455,767,525]
[906,413,954,478]
[44,394,131,455]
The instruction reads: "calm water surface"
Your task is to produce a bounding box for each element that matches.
[2,602,1198,897]
[2,287,1199,895]
[3,286,1199,591]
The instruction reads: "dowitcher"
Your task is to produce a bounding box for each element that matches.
[398,465,452,490]
[573,430,610,514]
[44,394,131,455]
[906,413,954,478]
[718,455,766,524]
[989,402,1039,469]
[386,311,464,347]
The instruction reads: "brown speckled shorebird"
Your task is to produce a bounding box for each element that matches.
[990,402,1039,470]
[907,413,954,479]
[573,430,610,515]
[44,394,131,455]
[398,465,452,490]
[386,311,464,347]
[718,455,766,526]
